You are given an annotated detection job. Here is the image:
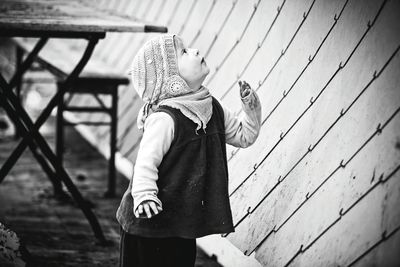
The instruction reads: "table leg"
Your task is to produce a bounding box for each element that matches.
[0,79,106,243]
[104,87,118,198]
[0,38,60,187]
[0,36,108,243]
[0,89,68,198]
[10,38,48,89]
[0,37,97,181]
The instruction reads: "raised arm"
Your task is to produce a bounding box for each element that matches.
[222,81,262,148]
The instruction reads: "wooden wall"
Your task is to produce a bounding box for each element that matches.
[44,0,400,266]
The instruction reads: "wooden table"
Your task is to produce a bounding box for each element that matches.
[0,0,167,244]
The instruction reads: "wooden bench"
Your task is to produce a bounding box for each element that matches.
[11,0,167,197]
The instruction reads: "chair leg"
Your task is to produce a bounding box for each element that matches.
[55,84,65,194]
[14,46,24,139]
[105,88,118,198]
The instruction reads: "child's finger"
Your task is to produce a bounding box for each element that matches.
[149,202,159,215]
[134,208,139,218]
[143,204,152,218]
[138,204,143,215]
[239,81,245,95]
[134,205,143,218]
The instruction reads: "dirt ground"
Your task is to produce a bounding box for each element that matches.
[0,101,222,266]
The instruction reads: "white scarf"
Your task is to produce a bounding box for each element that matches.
[137,86,212,131]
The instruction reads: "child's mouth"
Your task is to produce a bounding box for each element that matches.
[201,57,206,64]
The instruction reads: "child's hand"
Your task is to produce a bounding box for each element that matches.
[238,80,251,98]
[135,200,162,219]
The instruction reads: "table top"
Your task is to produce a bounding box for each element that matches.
[0,0,168,36]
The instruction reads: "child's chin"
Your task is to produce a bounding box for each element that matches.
[203,66,210,76]
[201,72,209,83]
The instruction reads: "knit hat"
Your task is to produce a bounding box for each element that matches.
[130,34,212,131]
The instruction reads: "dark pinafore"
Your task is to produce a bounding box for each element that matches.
[116,97,234,238]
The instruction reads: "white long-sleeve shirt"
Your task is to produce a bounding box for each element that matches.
[131,90,262,213]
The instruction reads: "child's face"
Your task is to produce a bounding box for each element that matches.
[174,36,209,91]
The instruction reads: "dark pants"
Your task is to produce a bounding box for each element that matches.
[119,229,196,267]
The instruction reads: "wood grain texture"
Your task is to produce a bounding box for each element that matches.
[0,0,167,33]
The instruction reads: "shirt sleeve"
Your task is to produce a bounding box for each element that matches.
[131,111,175,214]
[222,89,262,148]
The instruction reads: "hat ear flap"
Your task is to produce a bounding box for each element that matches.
[162,75,191,98]
[130,47,146,99]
